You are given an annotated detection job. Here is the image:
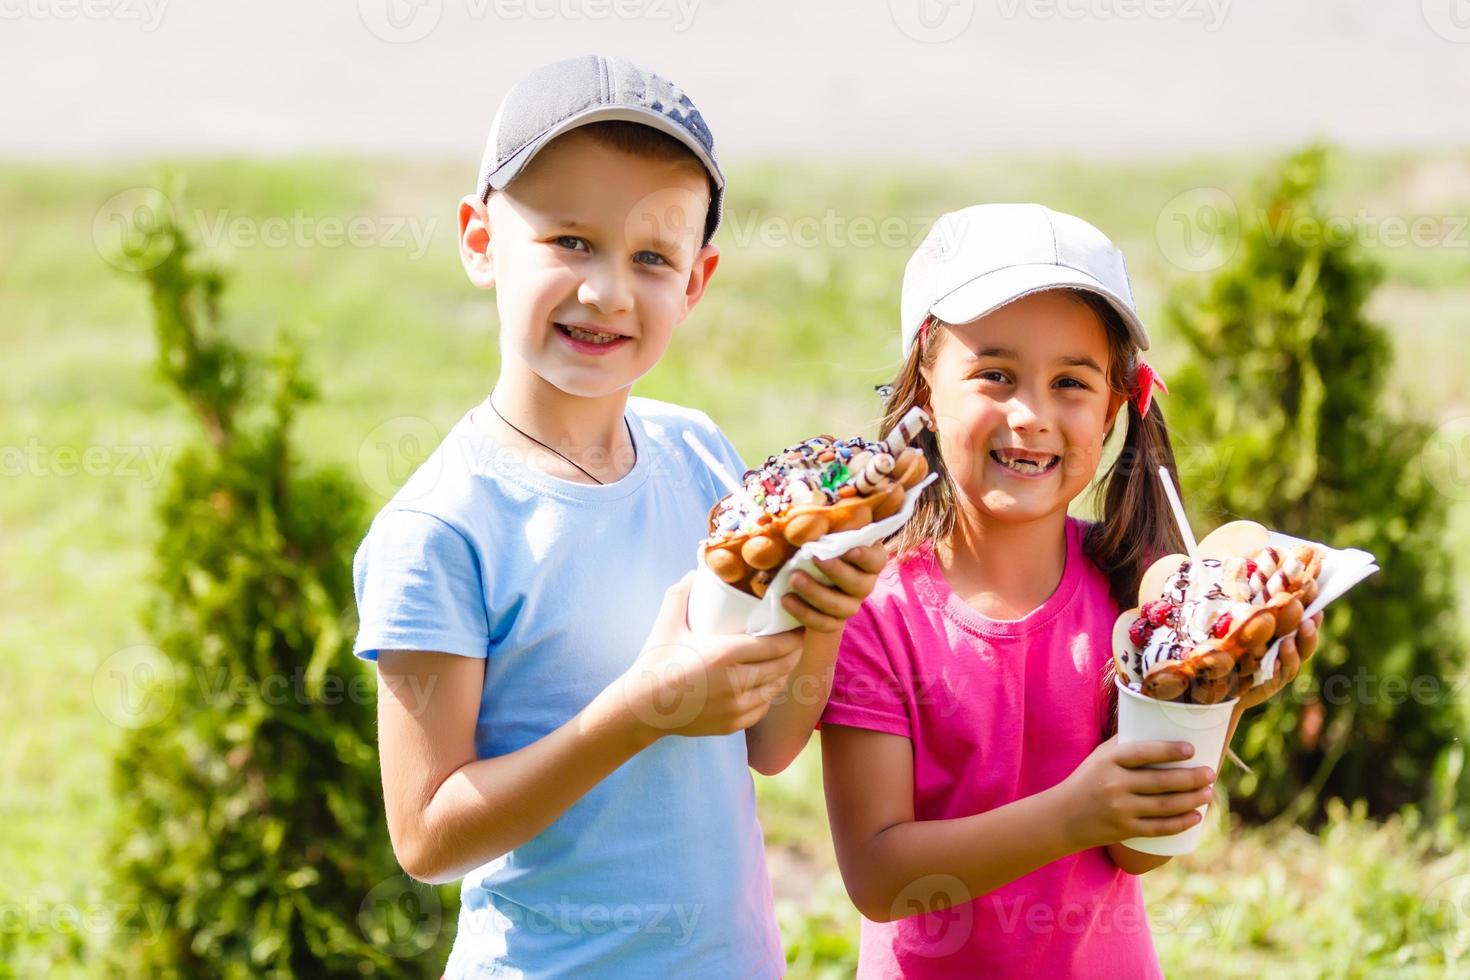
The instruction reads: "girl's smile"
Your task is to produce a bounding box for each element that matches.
[989,447,1063,479]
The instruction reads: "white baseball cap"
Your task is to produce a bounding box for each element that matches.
[900,203,1149,357]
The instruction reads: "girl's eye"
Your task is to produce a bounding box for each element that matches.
[974,370,1010,384]
[634,250,669,267]
[552,236,589,252]
[1055,377,1089,390]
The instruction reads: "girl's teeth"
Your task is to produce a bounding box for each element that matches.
[994,452,1057,474]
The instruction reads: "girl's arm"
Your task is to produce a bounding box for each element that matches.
[745,547,887,776]
[744,625,839,776]
[1105,844,1171,875]
[822,725,1214,921]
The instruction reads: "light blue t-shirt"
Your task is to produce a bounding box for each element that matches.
[352,395,784,980]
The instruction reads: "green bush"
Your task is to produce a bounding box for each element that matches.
[1167,147,1468,823]
[102,189,454,977]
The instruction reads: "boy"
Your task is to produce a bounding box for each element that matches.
[352,55,883,978]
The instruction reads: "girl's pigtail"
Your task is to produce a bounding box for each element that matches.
[880,316,952,559]
[1085,395,1187,612]
[1087,390,1188,736]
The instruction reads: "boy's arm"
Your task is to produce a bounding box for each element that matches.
[377,650,657,884]
[378,576,803,884]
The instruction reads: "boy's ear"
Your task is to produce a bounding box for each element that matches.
[676,243,721,322]
[458,194,495,290]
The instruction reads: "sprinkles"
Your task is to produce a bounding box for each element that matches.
[711,433,896,537]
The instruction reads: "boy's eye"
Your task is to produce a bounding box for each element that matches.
[552,235,589,252]
[634,250,669,267]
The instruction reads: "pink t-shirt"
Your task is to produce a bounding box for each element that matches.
[820,517,1162,980]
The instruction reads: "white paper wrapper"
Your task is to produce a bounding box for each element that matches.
[1251,531,1379,686]
[1116,678,1237,855]
[688,474,938,636]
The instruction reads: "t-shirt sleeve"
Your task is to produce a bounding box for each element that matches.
[709,425,748,485]
[352,508,490,662]
[820,603,911,738]
[676,409,747,504]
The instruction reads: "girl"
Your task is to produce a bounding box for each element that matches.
[819,204,1323,978]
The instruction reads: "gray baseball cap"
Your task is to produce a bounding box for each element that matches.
[476,54,725,245]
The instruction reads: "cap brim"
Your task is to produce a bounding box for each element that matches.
[929,263,1150,351]
[482,104,724,195]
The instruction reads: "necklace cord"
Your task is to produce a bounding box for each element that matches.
[487,398,634,486]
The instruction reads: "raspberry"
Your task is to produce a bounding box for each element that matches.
[1244,560,1258,577]
[1211,612,1233,638]
[1128,619,1150,647]
[1143,600,1174,627]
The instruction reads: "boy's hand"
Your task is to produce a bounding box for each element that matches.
[620,574,803,741]
[1053,735,1215,851]
[1236,611,1323,712]
[780,544,887,634]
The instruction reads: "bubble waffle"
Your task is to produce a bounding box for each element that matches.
[703,409,932,597]
[1112,520,1323,704]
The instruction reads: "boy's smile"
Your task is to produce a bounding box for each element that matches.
[460,128,718,401]
[555,321,631,353]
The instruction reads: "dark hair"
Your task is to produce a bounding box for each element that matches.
[573,120,706,169]
[879,316,954,559]
[878,290,1186,611]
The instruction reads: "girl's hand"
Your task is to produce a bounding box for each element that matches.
[1053,735,1216,851]
[780,543,887,634]
[1236,611,1323,712]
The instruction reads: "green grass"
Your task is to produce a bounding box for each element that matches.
[762,763,1470,979]
[3,149,1468,975]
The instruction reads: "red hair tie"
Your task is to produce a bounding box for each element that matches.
[1134,360,1168,416]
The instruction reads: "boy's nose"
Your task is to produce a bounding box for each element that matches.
[577,260,634,316]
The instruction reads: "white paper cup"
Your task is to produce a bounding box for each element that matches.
[1115,678,1237,855]
[687,551,770,635]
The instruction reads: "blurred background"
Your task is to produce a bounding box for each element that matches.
[4,1,1470,976]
